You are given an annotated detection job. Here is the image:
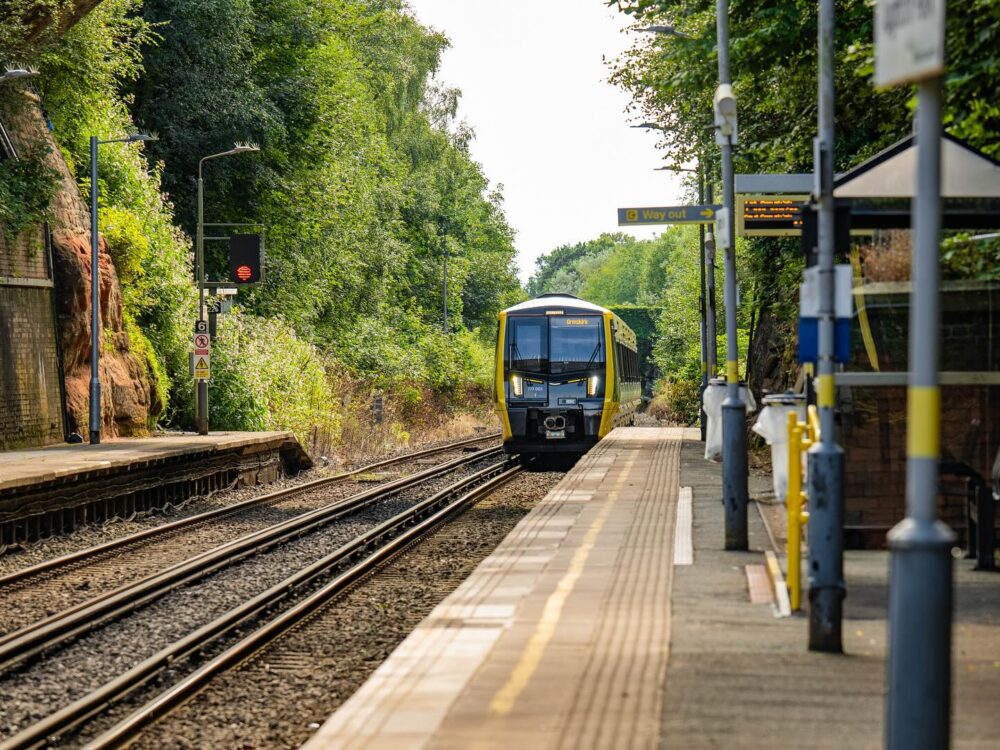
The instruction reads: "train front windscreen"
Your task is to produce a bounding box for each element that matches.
[506,315,604,376]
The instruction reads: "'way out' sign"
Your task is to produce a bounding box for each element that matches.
[874,0,945,88]
[617,204,721,226]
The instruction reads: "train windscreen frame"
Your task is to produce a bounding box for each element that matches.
[506,315,604,375]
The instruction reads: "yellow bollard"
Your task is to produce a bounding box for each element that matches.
[787,412,802,611]
[786,409,811,612]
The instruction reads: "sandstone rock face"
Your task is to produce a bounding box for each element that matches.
[2,93,154,438]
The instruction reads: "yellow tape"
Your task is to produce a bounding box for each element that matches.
[726,359,738,384]
[850,247,880,372]
[816,374,835,408]
[907,386,940,458]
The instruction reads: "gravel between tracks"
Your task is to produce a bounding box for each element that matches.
[0,443,498,636]
[0,456,506,742]
[121,470,562,750]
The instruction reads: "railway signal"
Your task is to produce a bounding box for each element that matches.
[228,234,264,285]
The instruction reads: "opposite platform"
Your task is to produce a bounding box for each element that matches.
[0,432,311,546]
[303,426,697,750]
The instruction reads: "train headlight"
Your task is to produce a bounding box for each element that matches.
[510,374,523,398]
[587,374,601,397]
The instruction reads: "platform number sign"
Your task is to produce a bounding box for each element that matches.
[228,233,264,285]
[192,327,211,380]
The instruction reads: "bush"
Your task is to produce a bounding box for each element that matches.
[204,310,340,445]
[648,379,701,425]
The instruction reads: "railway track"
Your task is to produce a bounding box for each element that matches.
[0,446,502,673]
[0,433,499,636]
[0,456,520,750]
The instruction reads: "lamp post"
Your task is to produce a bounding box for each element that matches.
[636,25,692,40]
[195,143,259,435]
[713,0,749,550]
[632,24,715,439]
[0,65,39,84]
[88,132,157,445]
[807,0,846,654]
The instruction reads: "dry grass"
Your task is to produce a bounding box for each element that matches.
[318,380,497,467]
[859,230,911,282]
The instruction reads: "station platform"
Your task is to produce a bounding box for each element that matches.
[303,426,697,750]
[302,426,1000,750]
[0,432,311,546]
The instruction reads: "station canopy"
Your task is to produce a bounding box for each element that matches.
[834,133,1000,199]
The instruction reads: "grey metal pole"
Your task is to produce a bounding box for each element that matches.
[885,73,954,750]
[89,136,101,445]
[196,172,208,435]
[705,183,718,377]
[807,0,846,653]
[443,245,448,333]
[699,167,708,441]
[716,0,748,550]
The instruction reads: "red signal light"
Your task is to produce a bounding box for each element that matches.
[235,265,253,282]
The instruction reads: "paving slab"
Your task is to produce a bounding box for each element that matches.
[665,439,1000,749]
[303,426,697,750]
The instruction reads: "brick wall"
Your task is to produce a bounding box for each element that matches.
[0,226,64,450]
[840,282,1000,547]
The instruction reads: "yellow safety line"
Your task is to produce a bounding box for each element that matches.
[489,455,633,715]
[907,386,940,458]
[850,247,880,372]
[726,359,738,384]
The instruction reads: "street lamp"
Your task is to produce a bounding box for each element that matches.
[89,131,157,445]
[636,25,692,39]
[195,143,260,435]
[0,65,39,84]
[712,0,749,550]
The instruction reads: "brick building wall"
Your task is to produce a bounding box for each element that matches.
[0,226,65,450]
[839,282,1000,547]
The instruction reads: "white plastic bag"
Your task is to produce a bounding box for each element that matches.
[703,383,757,462]
[753,403,806,501]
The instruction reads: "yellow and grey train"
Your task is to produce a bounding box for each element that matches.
[494,294,641,456]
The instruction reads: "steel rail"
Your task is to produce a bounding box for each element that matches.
[0,462,520,750]
[0,446,501,675]
[0,432,499,588]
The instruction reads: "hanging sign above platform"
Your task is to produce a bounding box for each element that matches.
[617,204,721,226]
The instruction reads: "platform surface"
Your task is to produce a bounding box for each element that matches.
[0,431,298,491]
[303,426,696,750]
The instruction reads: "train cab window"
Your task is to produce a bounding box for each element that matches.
[507,317,548,373]
[549,316,603,374]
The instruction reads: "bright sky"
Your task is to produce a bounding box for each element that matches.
[405,0,685,282]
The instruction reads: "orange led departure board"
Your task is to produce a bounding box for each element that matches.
[736,194,809,236]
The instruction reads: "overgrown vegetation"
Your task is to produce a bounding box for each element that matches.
[0,0,521,455]
[606,0,1000,413]
[0,138,59,239]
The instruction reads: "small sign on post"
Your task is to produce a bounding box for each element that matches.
[193,354,211,380]
[715,207,732,250]
[192,327,211,380]
[874,0,945,88]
